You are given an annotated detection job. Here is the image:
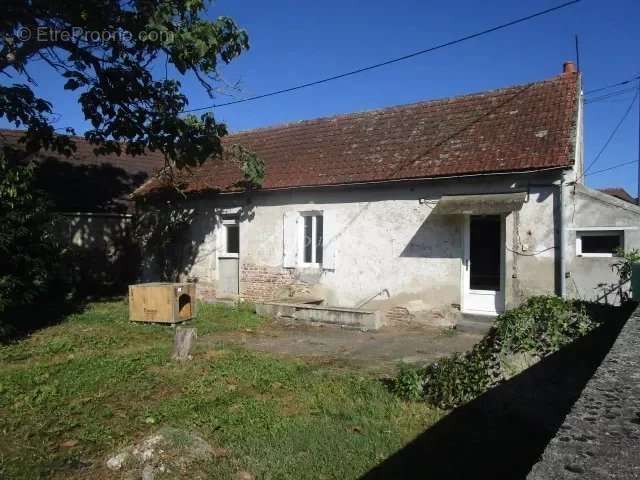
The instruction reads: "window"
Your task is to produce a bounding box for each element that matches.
[226,224,239,254]
[302,213,323,264]
[576,230,623,257]
[222,218,239,255]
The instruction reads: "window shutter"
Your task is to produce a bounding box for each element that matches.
[283,211,298,268]
[209,229,217,271]
[211,217,222,270]
[322,209,337,270]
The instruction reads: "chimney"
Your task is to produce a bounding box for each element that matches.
[563,61,577,74]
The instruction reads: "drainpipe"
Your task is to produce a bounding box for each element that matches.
[559,175,566,298]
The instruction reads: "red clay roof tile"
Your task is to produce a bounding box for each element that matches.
[0,129,165,176]
[598,188,637,204]
[136,70,579,196]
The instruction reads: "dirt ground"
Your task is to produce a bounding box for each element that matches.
[206,319,482,375]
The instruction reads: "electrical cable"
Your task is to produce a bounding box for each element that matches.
[182,0,581,112]
[581,89,639,177]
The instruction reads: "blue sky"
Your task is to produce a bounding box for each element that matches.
[2,0,639,194]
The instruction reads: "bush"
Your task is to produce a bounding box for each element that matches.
[392,296,599,409]
[493,296,593,356]
[421,349,492,409]
[0,152,70,333]
[391,364,425,401]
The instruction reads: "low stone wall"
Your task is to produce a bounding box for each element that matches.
[527,304,640,479]
[256,302,383,330]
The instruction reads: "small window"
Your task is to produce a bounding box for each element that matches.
[225,224,239,254]
[576,230,623,257]
[301,213,323,265]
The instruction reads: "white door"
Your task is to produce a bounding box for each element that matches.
[218,218,240,297]
[462,215,504,315]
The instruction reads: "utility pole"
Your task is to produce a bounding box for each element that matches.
[637,79,640,205]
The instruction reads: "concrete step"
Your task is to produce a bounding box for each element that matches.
[456,314,495,334]
[256,301,383,330]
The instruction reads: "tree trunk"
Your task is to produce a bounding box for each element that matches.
[172,327,197,361]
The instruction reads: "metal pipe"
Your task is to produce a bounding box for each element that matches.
[559,175,566,298]
[356,288,390,309]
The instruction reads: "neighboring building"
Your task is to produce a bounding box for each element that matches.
[134,62,640,326]
[1,130,165,293]
[598,187,637,204]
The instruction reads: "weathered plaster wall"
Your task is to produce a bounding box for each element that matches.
[505,185,559,306]
[566,185,640,302]
[62,212,138,293]
[166,171,562,321]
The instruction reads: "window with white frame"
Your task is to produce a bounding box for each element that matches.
[301,213,323,265]
[576,230,623,257]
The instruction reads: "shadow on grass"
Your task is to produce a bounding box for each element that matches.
[0,299,88,344]
[363,303,633,480]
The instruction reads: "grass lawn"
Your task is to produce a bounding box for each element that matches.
[0,302,439,479]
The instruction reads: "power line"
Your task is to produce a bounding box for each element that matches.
[584,86,638,104]
[182,0,581,113]
[582,88,639,177]
[585,159,638,177]
[584,74,640,95]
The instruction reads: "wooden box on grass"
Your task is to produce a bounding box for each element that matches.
[129,282,196,324]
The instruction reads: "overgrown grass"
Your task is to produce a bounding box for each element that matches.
[0,301,437,479]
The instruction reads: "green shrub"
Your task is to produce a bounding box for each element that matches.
[391,365,425,401]
[392,296,600,409]
[493,296,593,356]
[421,348,492,409]
[0,153,69,319]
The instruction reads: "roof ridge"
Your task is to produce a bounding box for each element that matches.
[226,72,575,138]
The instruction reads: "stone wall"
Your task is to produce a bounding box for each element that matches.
[527,304,640,479]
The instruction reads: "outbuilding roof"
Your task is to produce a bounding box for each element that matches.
[136,66,579,196]
[598,188,637,204]
[0,129,165,176]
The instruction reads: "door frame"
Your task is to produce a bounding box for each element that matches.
[217,216,240,296]
[460,214,506,315]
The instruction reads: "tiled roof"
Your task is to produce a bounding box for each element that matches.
[599,188,637,204]
[0,129,166,212]
[0,129,165,176]
[135,69,580,196]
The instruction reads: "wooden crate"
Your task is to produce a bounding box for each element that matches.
[129,282,197,324]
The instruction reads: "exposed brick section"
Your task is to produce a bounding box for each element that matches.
[239,264,297,302]
[136,71,579,196]
[385,306,413,323]
[196,282,216,303]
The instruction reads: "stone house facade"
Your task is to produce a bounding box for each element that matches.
[135,62,640,326]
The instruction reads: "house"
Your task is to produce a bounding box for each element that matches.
[598,187,637,204]
[0,130,165,293]
[134,62,640,327]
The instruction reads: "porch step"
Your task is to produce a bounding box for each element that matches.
[456,314,496,335]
